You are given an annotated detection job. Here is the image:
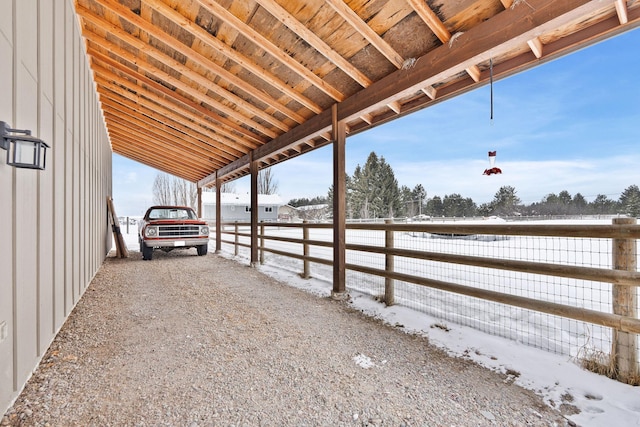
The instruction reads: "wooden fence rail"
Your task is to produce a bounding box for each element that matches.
[218,218,640,382]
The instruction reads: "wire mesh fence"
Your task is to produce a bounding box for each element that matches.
[218,218,640,381]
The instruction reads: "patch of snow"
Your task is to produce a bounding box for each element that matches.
[353,353,375,369]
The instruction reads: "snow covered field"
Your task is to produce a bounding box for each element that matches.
[118,219,640,426]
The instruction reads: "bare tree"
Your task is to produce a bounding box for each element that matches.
[258,168,278,195]
[152,173,197,209]
[152,173,171,205]
[203,180,237,195]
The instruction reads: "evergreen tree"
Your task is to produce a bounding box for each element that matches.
[619,185,640,216]
[443,194,462,217]
[590,194,617,214]
[412,184,427,216]
[327,174,352,218]
[426,196,444,216]
[348,152,401,219]
[572,193,588,214]
[488,186,521,216]
[399,185,414,217]
[377,158,401,218]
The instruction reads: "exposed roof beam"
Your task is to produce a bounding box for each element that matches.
[90,0,323,114]
[99,93,236,164]
[109,134,206,181]
[251,0,391,124]
[103,112,227,169]
[98,86,244,160]
[89,49,264,148]
[616,0,629,24]
[77,4,306,125]
[388,101,401,114]
[325,0,405,69]
[200,0,617,187]
[422,86,437,100]
[93,70,248,158]
[79,18,291,133]
[406,0,452,43]
[106,122,215,174]
[253,0,372,87]
[527,36,544,58]
[407,0,482,84]
[340,0,611,122]
[195,0,345,101]
[84,35,283,139]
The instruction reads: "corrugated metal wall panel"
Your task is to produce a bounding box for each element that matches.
[0,0,113,415]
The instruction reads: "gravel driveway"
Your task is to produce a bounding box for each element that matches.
[3,250,569,426]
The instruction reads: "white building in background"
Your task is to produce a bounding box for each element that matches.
[202,192,283,222]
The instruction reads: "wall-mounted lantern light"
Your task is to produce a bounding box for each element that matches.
[1,121,50,170]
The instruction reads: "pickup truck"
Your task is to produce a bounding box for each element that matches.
[138,205,209,260]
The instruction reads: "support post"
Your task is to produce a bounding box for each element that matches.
[250,152,259,267]
[612,217,638,382]
[215,171,222,253]
[385,219,395,306]
[302,220,310,279]
[332,103,347,299]
[234,221,239,256]
[197,186,203,218]
[260,221,265,265]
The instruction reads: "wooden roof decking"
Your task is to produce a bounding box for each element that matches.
[74,0,640,186]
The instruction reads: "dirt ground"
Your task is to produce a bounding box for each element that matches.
[2,250,571,426]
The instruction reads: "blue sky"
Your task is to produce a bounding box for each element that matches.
[113,28,640,217]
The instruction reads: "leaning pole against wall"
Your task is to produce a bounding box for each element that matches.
[107,197,129,258]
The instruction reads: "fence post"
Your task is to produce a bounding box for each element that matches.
[612,217,638,382]
[126,216,129,234]
[234,221,239,256]
[260,221,265,265]
[302,220,310,279]
[385,219,395,306]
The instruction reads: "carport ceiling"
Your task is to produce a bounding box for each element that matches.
[75,0,640,186]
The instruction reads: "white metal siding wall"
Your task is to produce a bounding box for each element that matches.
[0,0,113,414]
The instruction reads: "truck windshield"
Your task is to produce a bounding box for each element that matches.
[148,208,196,220]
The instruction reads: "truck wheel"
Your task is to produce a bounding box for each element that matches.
[197,244,208,256]
[142,242,153,260]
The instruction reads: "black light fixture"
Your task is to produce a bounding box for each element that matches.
[0,121,50,170]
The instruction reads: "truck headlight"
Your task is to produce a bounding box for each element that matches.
[145,226,157,237]
[200,226,209,236]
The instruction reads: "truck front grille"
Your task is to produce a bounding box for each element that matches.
[157,225,201,238]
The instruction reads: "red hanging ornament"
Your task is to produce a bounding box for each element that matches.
[483,150,502,175]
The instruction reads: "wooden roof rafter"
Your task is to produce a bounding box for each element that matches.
[252,0,372,88]
[92,70,250,158]
[194,0,346,102]
[131,0,325,113]
[98,88,241,160]
[82,24,291,135]
[89,49,265,149]
[70,0,640,186]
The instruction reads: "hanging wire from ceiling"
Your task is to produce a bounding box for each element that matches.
[489,57,494,123]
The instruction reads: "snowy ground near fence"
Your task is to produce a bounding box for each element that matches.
[119,219,640,427]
